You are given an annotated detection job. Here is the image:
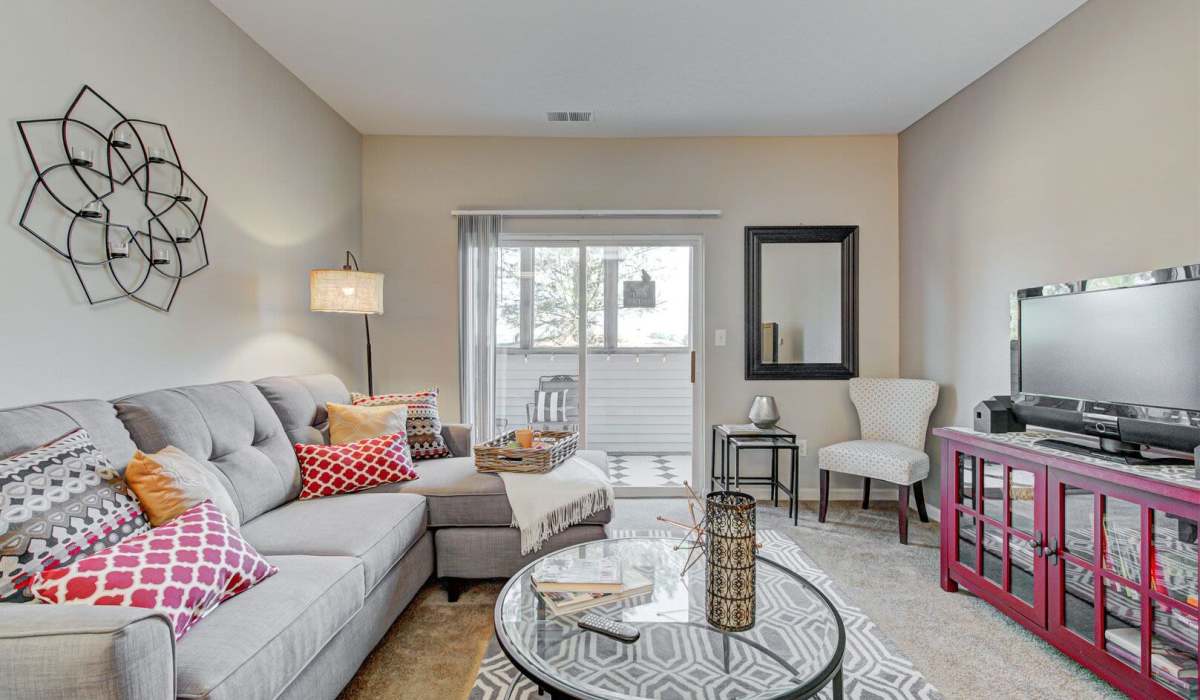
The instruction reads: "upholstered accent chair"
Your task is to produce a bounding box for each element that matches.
[817,378,940,544]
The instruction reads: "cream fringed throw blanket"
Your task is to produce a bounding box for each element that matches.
[499,456,614,555]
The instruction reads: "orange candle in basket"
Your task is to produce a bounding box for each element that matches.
[515,429,534,448]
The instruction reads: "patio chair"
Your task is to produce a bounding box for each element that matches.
[526,374,580,432]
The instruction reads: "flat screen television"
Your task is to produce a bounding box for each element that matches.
[1010,263,1200,461]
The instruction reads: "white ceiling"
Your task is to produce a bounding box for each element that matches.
[211,0,1087,137]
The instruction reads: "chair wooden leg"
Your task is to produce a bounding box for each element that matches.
[818,470,830,523]
[898,485,909,544]
[861,478,871,509]
[914,480,929,523]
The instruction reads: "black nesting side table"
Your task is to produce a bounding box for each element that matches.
[711,424,800,525]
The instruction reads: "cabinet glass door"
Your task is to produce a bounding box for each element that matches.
[950,449,1046,625]
[1048,473,1199,699]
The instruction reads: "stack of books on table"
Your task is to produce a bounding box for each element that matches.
[1103,627,1197,695]
[532,557,653,616]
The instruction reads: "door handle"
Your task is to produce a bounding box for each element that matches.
[1046,536,1060,566]
[690,350,696,384]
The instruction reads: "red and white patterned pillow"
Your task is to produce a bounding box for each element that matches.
[30,500,276,640]
[294,432,417,500]
[351,389,451,460]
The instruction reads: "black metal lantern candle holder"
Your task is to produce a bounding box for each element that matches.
[705,490,757,631]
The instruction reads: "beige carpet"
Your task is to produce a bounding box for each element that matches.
[341,499,1122,700]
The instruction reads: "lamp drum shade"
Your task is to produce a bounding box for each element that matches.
[310,269,384,314]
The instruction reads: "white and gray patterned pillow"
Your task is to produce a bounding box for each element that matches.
[0,429,149,602]
[350,389,451,460]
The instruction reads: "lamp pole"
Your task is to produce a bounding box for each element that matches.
[343,250,375,396]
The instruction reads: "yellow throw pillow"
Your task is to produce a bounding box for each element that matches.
[328,402,409,445]
[125,446,241,528]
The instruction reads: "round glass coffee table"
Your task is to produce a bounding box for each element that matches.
[494,537,845,700]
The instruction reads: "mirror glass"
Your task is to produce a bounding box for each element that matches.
[759,242,842,364]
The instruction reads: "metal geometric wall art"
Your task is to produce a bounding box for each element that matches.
[17,85,209,311]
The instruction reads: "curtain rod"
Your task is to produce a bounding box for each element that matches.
[450,209,721,219]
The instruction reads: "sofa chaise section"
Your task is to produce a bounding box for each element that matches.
[254,374,613,590]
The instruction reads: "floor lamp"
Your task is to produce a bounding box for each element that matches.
[310,251,384,396]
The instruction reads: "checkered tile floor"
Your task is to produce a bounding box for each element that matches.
[607,453,690,487]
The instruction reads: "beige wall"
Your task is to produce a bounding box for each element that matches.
[900,0,1200,499]
[0,0,363,405]
[364,135,899,495]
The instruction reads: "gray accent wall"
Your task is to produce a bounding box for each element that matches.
[0,0,364,405]
[899,0,1200,500]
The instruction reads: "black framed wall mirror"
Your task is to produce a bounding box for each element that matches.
[745,226,859,380]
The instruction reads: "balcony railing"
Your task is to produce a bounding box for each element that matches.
[495,348,692,454]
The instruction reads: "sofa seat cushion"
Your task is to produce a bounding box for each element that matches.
[239,493,426,594]
[175,554,363,700]
[370,450,612,527]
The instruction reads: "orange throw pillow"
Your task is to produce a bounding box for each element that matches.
[125,446,240,527]
[327,402,408,445]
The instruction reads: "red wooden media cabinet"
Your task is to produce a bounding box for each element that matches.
[936,428,1199,699]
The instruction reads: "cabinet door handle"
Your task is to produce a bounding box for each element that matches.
[1031,530,1044,558]
[1046,536,1059,566]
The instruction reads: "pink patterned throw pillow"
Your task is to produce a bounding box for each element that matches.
[350,389,451,460]
[30,500,277,640]
[294,432,417,500]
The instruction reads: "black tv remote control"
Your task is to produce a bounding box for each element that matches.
[578,613,640,642]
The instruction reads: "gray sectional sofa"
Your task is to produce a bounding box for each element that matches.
[0,373,611,699]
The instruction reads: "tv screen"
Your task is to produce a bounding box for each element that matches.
[1019,279,1200,411]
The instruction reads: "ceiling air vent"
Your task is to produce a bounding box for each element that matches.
[547,111,593,123]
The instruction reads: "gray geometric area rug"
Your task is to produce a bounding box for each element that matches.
[471,529,941,699]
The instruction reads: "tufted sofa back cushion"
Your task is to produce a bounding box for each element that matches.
[253,374,351,446]
[0,400,137,469]
[114,381,299,523]
[848,378,940,451]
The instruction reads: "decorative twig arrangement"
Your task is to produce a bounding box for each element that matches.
[656,482,762,577]
[17,85,209,311]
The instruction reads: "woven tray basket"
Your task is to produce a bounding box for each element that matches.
[474,430,579,474]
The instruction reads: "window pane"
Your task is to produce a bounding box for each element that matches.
[616,246,690,348]
[982,460,1003,522]
[1009,534,1035,605]
[1064,485,1095,562]
[1151,601,1198,697]
[982,523,1002,586]
[1064,560,1096,642]
[957,513,976,570]
[584,248,605,347]
[1104,579,1142,670]
[1152,510,1198,608]
[495,247,522,347]
[956,453,975,509]
[1103,496,1142,583]
[1008,467,1035,534]
[533,247,579,348]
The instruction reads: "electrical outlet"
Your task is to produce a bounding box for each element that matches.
[797,440,807,457]
[714,329,727,346]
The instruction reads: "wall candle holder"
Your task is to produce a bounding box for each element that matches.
[705,491,757,632]
[17,85,210,311]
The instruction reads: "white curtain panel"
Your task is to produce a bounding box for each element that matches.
[458,214,501,441]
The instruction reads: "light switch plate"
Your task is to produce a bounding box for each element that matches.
[797,440,807,457]
[714,329,727,346]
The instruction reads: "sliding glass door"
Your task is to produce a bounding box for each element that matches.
[494,235,700,494]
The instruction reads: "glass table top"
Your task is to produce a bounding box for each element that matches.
[495,537,845,700]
